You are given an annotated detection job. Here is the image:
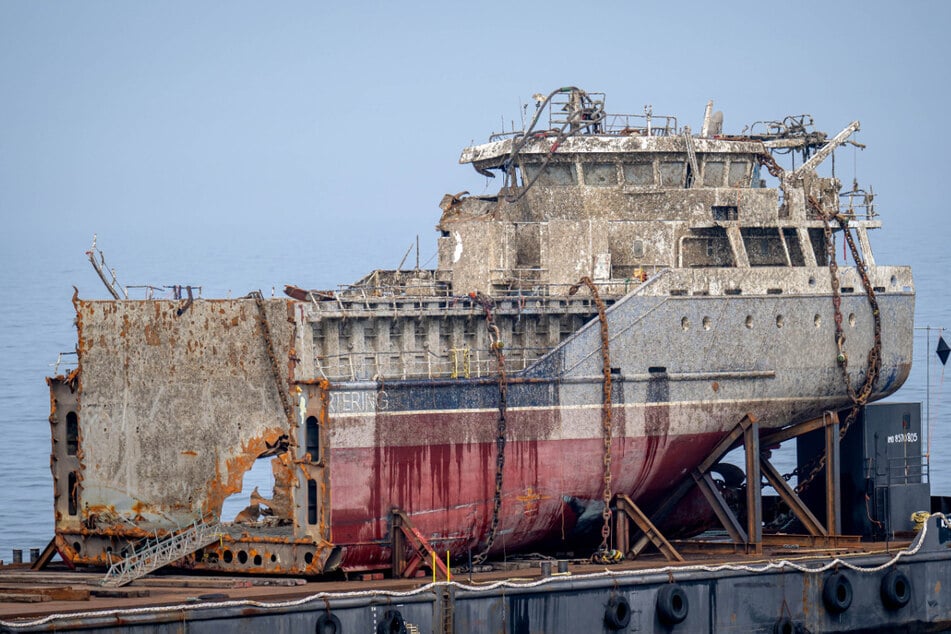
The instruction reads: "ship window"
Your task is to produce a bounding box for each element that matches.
[783,228,805,266]
[703,161,725,186]
[743,228,786,266]
[585,163,617,187]
[659,161,685,187]
[307,479,318,525]
[66,411,79,456]
[623,162,654,186]
[729,161,751,187]
[712,206,738,221]
[306,416,320,462]
[632,240,644,259]
[524,163,576,186]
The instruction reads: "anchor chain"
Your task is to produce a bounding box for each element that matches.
[756,151,785,179]
[253,293,296,428]
[469,292,507,564]
[569,277,617,560]
[794,196,882,494]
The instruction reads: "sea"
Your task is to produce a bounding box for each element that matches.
[0,220,948,563]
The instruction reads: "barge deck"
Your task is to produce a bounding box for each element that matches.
[2,515,950,633]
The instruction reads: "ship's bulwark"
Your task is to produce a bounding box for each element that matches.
[47,278,912,573]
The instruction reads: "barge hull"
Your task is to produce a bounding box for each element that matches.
[4,514,951,633]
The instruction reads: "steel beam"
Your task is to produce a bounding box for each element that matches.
[760,457,827,536]
[825,413,841,535]
[744,421,762,552]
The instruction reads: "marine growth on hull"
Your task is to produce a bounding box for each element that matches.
[46,87,913,579]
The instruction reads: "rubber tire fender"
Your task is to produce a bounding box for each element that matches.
[377,609,407,634]
[881,569,911,610]
[656,583,689,625]
[822,572,853,614]
[316,613,342,634]
[604,595,632,630]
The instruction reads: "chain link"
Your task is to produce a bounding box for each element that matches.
[793,195,883,494]
[253,294,296,428]
[469,292,507,564]
[569,277,615,554]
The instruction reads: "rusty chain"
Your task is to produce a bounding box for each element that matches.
[253,294,296,428]
[468,292,507,564]
[568,277,616,558]
[756,151,785,179]
[793,196,882,494]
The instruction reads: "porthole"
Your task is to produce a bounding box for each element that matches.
[848,313,856,327]
[745,315,753,329]
[253,554,262,566]
[702,316,711,330]
[814,314,821,328]
[890,275,898,287]
[223,550,234,563]
[305,552,315,565]
[681,317,690,331]
[776,315,784,329]
[808,276,816,287]
[237,550,248,564]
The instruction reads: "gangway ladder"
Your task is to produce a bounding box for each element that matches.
[100,515,222,587]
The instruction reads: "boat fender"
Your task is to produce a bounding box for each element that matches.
[377,609,407,634]
[316,612,342,634]
[822,572,853,614]
[881,569,911,610]
[656,583,689,625]
[603,595,632,630]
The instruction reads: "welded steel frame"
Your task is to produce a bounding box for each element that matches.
[624,411,850,558]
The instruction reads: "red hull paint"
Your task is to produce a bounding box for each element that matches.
[328,422,724,570]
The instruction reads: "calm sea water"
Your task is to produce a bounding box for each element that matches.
[0,222,948,562]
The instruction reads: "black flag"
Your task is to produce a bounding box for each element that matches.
[938,336,950,366]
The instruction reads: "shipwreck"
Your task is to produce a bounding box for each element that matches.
[46,87,913,579]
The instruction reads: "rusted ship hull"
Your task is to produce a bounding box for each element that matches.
[46,88,916,578]
[46,265,912,575]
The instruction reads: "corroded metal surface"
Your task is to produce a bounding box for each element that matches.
[47,87,915,576]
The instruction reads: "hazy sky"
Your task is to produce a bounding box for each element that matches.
[2,0,949,294]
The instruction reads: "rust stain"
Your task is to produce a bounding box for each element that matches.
[515,487,549,517]
[144,324,160,346]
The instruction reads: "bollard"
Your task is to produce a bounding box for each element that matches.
[557,560,569,573]
[12,549,22,564]
[540,561,552,576]
[30,548,40,563]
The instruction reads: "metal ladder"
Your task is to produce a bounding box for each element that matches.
[100,515,222,587]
